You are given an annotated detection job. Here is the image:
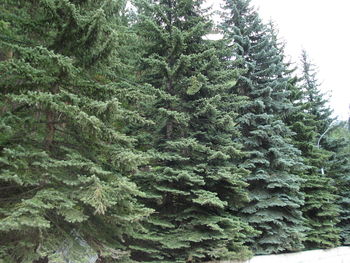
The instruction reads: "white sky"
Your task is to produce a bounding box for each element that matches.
[206,0,350,120]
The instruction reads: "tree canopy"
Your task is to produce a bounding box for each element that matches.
[0,0,349,262]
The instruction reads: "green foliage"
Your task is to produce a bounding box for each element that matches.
[0,0,151,262]
[286,50,340,249]
[222,0,306,254]
[328,122,350,245]
[1,0,348,262]
[128,0,255,262]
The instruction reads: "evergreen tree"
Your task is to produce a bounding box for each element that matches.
[328,122,350,245]
[300,52,334,132]
[222,0,306,254]
[348,105,350,131]
[290,50,340,249]
[128,0,254,262]
[0,1,151,261]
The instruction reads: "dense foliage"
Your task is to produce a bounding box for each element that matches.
[0,0,349,262]
[222,0,305,254]
[286,50,340,249]
[0,0,152,262]
[128,1,254,262]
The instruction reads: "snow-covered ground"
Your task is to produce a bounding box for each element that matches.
[209,247,350,263]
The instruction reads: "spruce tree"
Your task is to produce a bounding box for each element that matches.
[128,0,254,262]
[0,1,151,261]
[222,0,306,254]
[348,107,350,131]
[288,50,340,249]
[328,122,350,245]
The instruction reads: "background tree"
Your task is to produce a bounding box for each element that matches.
[128,0,254,262]
[285,50,340,249]
[294,50,340,249]
[327,122,350,245]
[222,0,306,254]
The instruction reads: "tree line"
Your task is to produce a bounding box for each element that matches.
[0,0,349,262]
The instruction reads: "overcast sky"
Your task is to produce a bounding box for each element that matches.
[207,0,350,120]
